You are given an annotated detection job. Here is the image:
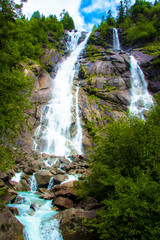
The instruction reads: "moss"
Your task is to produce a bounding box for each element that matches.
[80,65,89,79]
[85,44,101,58]
[141,43,160,57]
[0,188,8,198]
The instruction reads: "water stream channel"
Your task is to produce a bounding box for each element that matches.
[8,31,90,240]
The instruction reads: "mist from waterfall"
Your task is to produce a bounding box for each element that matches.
[34,31,90,156]
[129,56,153,118]
[113,28,121,51]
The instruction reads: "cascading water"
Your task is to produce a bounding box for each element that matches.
[34,31,90,156]
[8,31,90,240]
[8,192,63,240]
[129,55,153,118]
[113,28,121,51]
[29,173,38,192]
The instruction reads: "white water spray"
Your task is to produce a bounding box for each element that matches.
[29,173,38,192]
[34,31,90,156]
[8,192,63,240]
[129,56,153,118]
[113,28,121,51]
[11,172,23,183]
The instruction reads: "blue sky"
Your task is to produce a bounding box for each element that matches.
[15,0,155,31]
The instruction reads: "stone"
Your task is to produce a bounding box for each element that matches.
[38,72,52,90]
[52,174,68,184]
[54,208,98,240]
[54,196,74,209]
[148,81,160,93]
[8,189,18,203]
[30,203,37,211]
[40,192,55,200]
[35,170,53,186]
[0,205,24,240]
[20,179,30,191]
[24,167,35,175]
[55,188,77,201]
[8,207,19,216]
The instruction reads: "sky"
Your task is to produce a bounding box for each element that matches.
[15,0,155,31]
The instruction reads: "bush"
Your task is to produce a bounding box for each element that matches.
[78,93,160,240]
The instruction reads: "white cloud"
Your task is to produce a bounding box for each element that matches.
[15,0,85,30]
[82,0,120,15]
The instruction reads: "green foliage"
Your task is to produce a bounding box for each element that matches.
[60,10,75,31]
[106,10,116,27]
[31,10,41,20]
[98,22,110,39]
[119,17,132,31]
[0,1,65,171]
[117,0,125,24]
[126,17,156,43]
[78,93,160,239]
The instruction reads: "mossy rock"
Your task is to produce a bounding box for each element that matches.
[0,187,8,198]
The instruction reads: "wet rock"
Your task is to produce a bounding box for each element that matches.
[52,174,68,184]
[148,81,160,93]
[8,189,18,203]
[0,205,24,240]
[20,179,30,191]
[35,170,53,186]
[24,167,35,175]
[28,160,43,170]
[9,207,19,216]
[54,196,74,209]
[54,208,98,240]
[30,203,37,211]
[40,192,55,200]
[77,197,103,210]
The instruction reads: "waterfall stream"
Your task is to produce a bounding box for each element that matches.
[34,31,90,156]
[129,56,153,118]
[8,31,89,240]
[113,28,121,51]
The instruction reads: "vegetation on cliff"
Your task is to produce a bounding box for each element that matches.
[0,0,75,171]
[93,0,160,48]
[77,93,160,240]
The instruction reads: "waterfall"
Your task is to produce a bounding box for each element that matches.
[47,177,54,190]
[129,56,153,118]
[8,31,90,240]
[11,172,23,182]
[29,173,38,192]
[113,28,121,51]
[34,31,90,156]
[8,192,63,240]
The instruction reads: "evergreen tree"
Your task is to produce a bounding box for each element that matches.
[117,0,125,24]
[31,10,41,20]
[60,10,75,30]
[106,10,116,27]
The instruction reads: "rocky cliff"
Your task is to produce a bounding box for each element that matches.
[0,29,160,239]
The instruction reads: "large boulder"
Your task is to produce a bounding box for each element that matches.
[52,174,68,184]
[53,180,78,201]
[38,72,52,90]
[35,170,53,186]
[0,203,24,240]
[54,208,99,240]
[54,196,74,209]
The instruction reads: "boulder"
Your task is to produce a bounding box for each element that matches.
[54,208,98,240]
[38,72,52,90]
[8,207,19,216]
[0,204,24,240]
[54,196,74,209]
[40,192,55,200]
[35,170,53,186]
[52,174,68,184]
[20,179,30,191]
